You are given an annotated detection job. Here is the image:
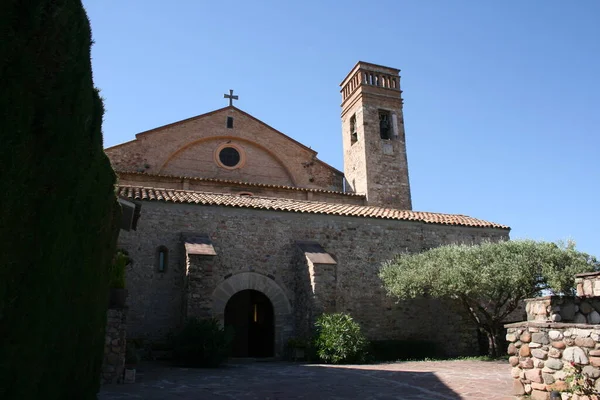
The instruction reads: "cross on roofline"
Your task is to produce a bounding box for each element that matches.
[224,89,238,106]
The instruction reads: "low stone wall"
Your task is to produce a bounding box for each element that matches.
[526,296,600,324]
[506,322,600,399]
[576,273,600,298]
[101,309,127,384]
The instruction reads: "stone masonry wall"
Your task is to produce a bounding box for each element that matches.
[526,296,600,324]
[506,273,600,399]
[506,322,600,399]
[576,273,600,298]
[118,201,509,356]
[101,309,126,385]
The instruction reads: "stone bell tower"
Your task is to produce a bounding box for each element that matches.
[340,61,412,210]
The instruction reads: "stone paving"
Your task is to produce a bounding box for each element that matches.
[99,360,513,400]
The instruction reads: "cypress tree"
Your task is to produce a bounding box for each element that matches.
[0,1,120,398]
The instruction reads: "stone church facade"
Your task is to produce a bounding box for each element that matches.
[107,62,510,358]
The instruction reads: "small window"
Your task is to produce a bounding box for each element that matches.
[379,110,391,140]
[226,116,234,129]
[157,246,168,272]
[219,147,240,167]
[350,114,357,144]
[214,143,245,170]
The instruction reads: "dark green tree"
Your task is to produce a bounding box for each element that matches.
[0,1,120,398]
[380,240,598,357]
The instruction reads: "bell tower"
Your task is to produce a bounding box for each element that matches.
[340,62,412,210]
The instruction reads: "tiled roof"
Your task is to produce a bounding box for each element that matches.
[116,170,363,197]
[117,185,510,229]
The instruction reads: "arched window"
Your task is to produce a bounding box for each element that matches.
[157,246,168,272]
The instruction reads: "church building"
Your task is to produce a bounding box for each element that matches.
[107,62,510,358]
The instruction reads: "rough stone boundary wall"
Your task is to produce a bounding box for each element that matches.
[101,309,127,384]
[506,322,600,399]
[506,272,600,400]
[576,273,600,298]
[526,296,600,324]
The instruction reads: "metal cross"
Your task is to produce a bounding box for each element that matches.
[224,89,239,106]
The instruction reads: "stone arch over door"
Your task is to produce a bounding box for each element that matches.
[212,272,293,357]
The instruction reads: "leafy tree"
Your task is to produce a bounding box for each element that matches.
[0,1,120,398]
[379,240,598,357]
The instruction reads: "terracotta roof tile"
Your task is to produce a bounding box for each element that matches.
[116,170,362,197]
[117,185,510,230]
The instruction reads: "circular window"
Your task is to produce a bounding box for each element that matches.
[214,143,246,170]
[219,147,240,167]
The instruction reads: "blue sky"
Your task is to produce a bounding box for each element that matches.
[83,1,599,258]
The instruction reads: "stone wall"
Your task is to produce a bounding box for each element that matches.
[118,201,509,356]
[506,272,600,399]
[526,296,600,324]
[576,273,600,298]
[506,322,600,399]
[101,309,126,384]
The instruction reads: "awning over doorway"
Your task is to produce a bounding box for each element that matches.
[183,234,217,256]
[295,241,336,264]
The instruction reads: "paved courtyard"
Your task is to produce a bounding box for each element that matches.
[99,359,513,400]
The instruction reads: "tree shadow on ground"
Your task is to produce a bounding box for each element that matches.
[98,360,463,399]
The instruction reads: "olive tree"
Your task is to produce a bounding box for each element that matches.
[379,240,598,357]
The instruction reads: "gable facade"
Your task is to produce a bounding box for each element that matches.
[107,107,344,192]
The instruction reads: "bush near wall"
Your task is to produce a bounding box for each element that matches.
[172,318,234,367]
[0,1,120,399]
[314,313,369,364]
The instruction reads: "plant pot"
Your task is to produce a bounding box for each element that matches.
[291,347,305,361]
[123,367,136,384]
[109,288,128,309]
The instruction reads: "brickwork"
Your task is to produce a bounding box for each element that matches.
[106,107,343,191]
[340,62,412,210]
[118,201,509,356]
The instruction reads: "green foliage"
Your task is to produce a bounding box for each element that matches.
[172,318,234,368]
[369,340,442,362]
[314,313,369,364]
[125,342,139,366]
[380,240,598,356]
[109,249,130,289]
[564,362,598,396]
[0,1,120,398]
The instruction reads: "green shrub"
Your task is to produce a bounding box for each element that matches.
[369,340,442,362]
[125,342,139,366]
[109,249,129,289]
[314,313,369,364]
[172,318,233,368]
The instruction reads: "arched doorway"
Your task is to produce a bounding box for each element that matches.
[224,290,274,357]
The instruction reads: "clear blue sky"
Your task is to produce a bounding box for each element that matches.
[83,0,599,257]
